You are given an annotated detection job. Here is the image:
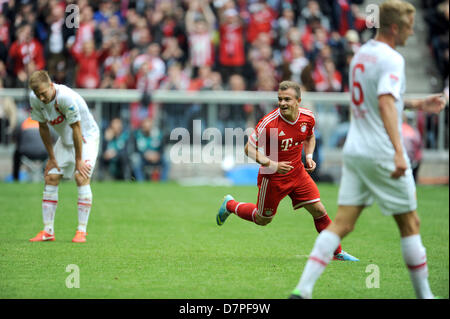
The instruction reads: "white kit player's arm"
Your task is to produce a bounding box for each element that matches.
[70,121,91,180]
[38,121,61,176]
[405,94,446,113]
[378,94,407,179]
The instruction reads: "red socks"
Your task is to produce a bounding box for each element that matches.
[226,200,257,223]
[314,214,342,255]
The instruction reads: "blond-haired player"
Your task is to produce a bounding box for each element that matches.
[290,0,446,299]
[28,70,100,243]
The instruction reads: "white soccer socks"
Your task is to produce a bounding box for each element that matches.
[42,185,58,235]
[295,230,341,298]
[77,185,92,233]
[401,234,434,299]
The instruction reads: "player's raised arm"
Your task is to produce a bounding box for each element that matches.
[379,94,407,178]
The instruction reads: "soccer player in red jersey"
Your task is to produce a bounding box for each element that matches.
[217,80,358,261]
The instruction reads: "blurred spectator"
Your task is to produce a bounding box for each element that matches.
[299,0,331,32]
[276,3,295,50]
[185,0,216,73]
[161,36,186,67]
[94,0,124,26]
[45,2,72,84]
[287,44,309,85]
[218,73,251,131]
[71,5,98,55]
[331,0,355,36]
[100,118,132,180]
[159,62,192,136]
[402,112,423,182]
[8,24,45,86]
[0,77,17,144]
[313,58,342,92]
[424,0,449,83]
[12,116,48,181]
[135,42,166,92]
[130,117,166,182]
[246,0,277,44]
[69,39,109,89]
[218,7,246,83]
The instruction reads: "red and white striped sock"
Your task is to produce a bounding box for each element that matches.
[226,200,258,223]
[77,185,92,233]
[401,234,434,299]
[295,230,341,298]
[42,185,58,235]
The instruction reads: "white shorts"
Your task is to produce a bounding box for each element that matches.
[338,155,417,215]
[48,136,99,179]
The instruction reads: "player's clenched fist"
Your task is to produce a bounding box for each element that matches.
[276,161,294,174]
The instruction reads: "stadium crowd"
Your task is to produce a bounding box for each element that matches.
[0,0,448,181]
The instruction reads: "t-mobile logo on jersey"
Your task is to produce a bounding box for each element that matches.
[281,138,293,151]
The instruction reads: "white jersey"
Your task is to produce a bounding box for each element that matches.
[30,84,99,146]
[343,40,408,161]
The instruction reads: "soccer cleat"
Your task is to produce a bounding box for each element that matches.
[29,230,55,242]
[288,288,305,299]
[216,195,234,226]
[72,231,87,243]
[333,250,359,261]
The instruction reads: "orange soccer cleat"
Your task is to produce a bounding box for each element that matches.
[72,231,87,243]
[29,230,55,242]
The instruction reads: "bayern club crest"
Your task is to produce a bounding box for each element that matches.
[300,123,308,133]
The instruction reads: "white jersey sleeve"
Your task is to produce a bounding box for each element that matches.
[377,56,404,101]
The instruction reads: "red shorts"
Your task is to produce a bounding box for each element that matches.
[256,167,320,219]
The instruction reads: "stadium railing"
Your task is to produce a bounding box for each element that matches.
[0,88,447,150]
[0,88,447,183]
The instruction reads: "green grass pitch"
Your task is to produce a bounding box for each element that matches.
[0,182,448,299]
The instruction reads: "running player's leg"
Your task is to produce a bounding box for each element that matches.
[289,173,344,256]
[303,201,343,256]
[219,176,284,226]
[291,205,364,298]
[290,156,368,297]
[393,210,434,299]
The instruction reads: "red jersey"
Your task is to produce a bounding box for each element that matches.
[219,23,245,66]
[8,39,45,74]
[249,107,315,178]
[247,6,276,43]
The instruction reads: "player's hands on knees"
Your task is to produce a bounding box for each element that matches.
[305,158,316,173]
[45,158,60,176]
[276,161,294,174]
[391,152,407,179]
[76,160,92,180]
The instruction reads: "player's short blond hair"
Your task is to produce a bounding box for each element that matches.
[29,70,52,91]
[279,81,301,99]
[379,0,416,33]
